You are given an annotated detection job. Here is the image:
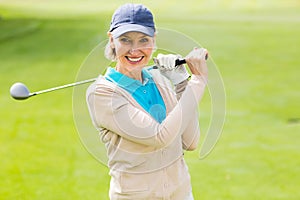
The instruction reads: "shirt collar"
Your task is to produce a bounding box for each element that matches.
[142,68,152,85]
[105,67,153,89]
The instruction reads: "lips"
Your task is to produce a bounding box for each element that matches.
[125,56,144,63]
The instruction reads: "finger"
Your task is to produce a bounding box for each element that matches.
[193,48,207,60]
[200,48,208,60]
[161,56,167,68]
[153,58,161,68]
[157,53,164,59]
[168,57,174,69]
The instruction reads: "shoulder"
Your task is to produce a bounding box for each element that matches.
[145,65,159,76]
[86,75,117,97]
[86,75,134,101]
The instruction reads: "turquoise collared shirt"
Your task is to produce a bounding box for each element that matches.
[105,67,166,123]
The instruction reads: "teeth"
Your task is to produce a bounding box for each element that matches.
[127,57,142,62]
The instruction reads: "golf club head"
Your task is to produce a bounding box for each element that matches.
[10,82,31,100]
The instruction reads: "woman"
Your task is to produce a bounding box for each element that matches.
[86,3,208,200]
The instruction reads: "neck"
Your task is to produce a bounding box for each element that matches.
[116,64,143,82]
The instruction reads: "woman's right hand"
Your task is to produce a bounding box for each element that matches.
[185,48,208,79]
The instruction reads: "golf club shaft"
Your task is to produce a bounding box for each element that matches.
[29,78,97,97]
[12,55,208,99]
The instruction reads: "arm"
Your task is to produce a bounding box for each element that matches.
[160,49,207,151]
[180,48,209,150]
[181,111,200,151]
[175,79,201,151]
[86,75,206,149]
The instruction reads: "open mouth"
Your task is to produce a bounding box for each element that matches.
[125,56,144,63]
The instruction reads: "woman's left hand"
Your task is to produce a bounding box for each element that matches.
[155,54,190,85]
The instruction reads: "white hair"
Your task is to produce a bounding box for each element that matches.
[104,40,116,61]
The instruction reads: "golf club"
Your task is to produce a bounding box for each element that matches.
[10,78,97,100]
[10,56,208,100]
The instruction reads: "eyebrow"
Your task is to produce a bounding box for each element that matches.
[120,34,149,39]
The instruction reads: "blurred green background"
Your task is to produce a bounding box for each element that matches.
[1,0,300,199]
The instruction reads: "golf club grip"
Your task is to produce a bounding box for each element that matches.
[175,54,208,66]
[175,59,186,66]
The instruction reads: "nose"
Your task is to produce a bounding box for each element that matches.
[129,42,141,55]
[129,48,139,55]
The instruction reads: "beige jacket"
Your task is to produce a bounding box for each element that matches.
[86,68,207,199]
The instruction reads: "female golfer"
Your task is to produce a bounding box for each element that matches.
[86,3,208,200]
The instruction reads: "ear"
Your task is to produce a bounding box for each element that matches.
[107,32,115,49]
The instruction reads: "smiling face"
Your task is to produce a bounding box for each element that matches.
[110,31,155,74]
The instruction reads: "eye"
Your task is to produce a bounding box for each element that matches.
[140,38,149,43]
[120,37,131,43]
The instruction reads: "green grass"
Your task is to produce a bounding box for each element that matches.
[1,0,300,199]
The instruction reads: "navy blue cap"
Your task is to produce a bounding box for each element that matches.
[109,4,156,38]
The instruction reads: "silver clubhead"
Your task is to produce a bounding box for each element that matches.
[10,82,30,100]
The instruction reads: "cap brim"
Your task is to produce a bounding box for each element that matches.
[111,24,155,38]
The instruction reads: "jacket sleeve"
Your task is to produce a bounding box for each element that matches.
[181,111,200,151]
[87,75,206,149]
[175,79,201,151]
